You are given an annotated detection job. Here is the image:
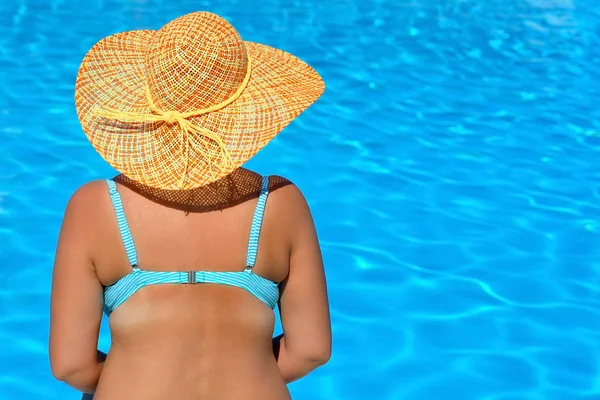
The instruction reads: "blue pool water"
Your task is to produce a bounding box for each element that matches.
[2,0,600,399]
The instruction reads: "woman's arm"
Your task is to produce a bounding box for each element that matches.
[272,185,331,383]
[49,184,105,394]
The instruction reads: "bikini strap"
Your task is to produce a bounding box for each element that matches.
[245,175,270,272]
[106,179,139,268]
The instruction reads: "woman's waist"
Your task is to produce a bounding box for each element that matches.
[96,348,288,400]
[95,348,289,400]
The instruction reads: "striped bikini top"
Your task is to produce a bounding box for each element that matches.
[103,176,279,316]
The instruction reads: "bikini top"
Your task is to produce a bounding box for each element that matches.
[103,176,279,316]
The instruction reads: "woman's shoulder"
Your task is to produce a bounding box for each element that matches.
[234,168,309,210]
[66,179,110,206]
[265,175,314,221]
[62,180,113,222]
[56,180,116,251]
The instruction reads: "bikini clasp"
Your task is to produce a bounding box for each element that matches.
[186,270,196,284]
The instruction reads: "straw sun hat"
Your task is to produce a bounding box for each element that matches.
[75,11,324,190]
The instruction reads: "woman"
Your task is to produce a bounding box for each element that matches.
[49,11,331,400]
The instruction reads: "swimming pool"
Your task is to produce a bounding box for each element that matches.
[2,0,600,398]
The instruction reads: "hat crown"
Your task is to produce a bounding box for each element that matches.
[145,12,248,113]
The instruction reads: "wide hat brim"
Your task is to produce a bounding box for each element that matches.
[75,13,325,190]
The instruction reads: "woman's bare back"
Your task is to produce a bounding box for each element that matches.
[94,171,289,399]
[50,170,331,398]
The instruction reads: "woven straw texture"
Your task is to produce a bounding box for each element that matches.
[75,11,324,190]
